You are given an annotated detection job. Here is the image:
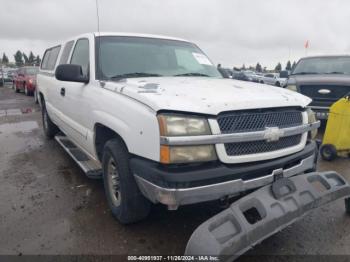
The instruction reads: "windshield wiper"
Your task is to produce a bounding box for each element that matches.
[290,72,319,75]
[110,72,163,80]
[174,73,210,77]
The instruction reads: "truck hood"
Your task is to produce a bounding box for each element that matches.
[289,74,350,86]
[105,77,311,115]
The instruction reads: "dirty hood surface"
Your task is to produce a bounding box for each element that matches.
[107,77,311,115]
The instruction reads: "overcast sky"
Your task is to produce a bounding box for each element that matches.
[1,0,350,69]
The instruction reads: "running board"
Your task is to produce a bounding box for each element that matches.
[55,135,102,179]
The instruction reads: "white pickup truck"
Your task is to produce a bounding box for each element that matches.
[37,32,321,224]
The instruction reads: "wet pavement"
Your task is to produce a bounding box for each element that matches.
[0,84,349,259]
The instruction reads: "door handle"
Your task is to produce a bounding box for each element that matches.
[60,87,65,96]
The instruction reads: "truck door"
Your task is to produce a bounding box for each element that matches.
[57,38,90,151]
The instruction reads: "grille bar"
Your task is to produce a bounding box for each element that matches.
[217,109,303,134]
[225,135,303,156]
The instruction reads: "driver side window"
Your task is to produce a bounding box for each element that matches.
[70,39,89,76]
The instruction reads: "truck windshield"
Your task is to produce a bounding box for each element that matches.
[95,36,222,80]
[292,57,350,75]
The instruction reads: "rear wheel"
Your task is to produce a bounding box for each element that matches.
[102,138,151,224]
[320,144,337,161]
[42,100,59,139]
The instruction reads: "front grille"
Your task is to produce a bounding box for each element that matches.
[217,109,303,133]
[300,85,350,107]
[225,135,302,156]
[217,108,304,157]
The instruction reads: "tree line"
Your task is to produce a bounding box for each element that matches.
[1,51,42,67]
[238,61,297,73]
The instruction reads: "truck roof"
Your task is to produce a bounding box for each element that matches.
[91,32,190,42]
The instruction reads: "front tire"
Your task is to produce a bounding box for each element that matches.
[345,198,350,215]
[42,101,59,139]
[102,138,151,224]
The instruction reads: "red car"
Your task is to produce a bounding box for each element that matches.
[14,66,39,96]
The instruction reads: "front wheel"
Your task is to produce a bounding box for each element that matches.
[102,138,151,224]
[345,198,350,215]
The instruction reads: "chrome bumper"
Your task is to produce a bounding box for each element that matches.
[134,155,315,209]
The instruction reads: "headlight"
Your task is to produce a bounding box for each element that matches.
[307,108,318,139]
[286,84,297,92]
[160,145,217,164]
[158,114,217,163]
[158,114,211,136]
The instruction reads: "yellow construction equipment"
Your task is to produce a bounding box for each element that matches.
[320,94,350,161]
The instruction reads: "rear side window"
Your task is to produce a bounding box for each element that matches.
[41,45,61,71]
[59,40,74,65]
[70,39,89,76]
[41,50,50,69]
[47,46,61,70]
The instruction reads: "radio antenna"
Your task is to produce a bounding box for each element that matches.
[95,0,100,34]
[95,0,103,83]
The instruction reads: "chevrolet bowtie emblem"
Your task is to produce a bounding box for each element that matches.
[264,127,285,142]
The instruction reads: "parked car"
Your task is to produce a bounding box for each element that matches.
[14,66,39,96]
[234,70,255,81]
[251,72,264,82]
[261,72,287,87]
[37,33,321,231]
[285,55,350,120]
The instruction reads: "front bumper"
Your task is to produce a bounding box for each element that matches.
[185,171,350,261]
[131,141,318,207]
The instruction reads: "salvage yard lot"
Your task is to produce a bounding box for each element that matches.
[1,85,350,259]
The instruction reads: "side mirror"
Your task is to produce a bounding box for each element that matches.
[55,64,89,83]
[279,70,289,78]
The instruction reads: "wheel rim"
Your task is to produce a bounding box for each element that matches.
[25,85,28,95]
[107,158,121,206]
